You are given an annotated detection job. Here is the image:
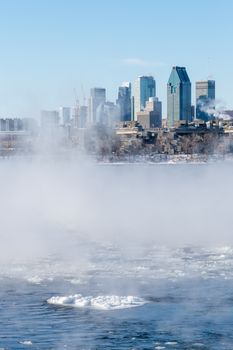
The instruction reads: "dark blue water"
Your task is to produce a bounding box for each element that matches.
[1,245,233,349]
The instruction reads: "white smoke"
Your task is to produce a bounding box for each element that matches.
[200,99,233,120]
[1,158,233,267]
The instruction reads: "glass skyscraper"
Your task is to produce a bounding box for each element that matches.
[116,82,131,122]
[134,76,156,120]
[167,66,191,128]
[196,80,215,121]
[88,88,106,124]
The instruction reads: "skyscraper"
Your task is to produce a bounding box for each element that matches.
[196,80,215,121]
[167,66,191,128]
[116,82,131,122]
[72,105,88,128]
[88,88,106,124]
[96,101,119,126]
[134,76,156,120]
[79,106,88,128]
[59,107,71,126]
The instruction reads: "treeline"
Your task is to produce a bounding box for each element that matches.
[84,126,233,160]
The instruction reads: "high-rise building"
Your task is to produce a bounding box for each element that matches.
[131,96,135,121]
[96,101,119,126]
[71,105,88,128]
[137,97,162,129]
[196,80,215,121]
[79,106,88,128]
[88,88,106,124]
[134,76,156,120]
[167,66,192,128]
[59,107,71,126]
[116,82,131,122]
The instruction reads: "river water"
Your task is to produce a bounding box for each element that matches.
[1,160,233,349]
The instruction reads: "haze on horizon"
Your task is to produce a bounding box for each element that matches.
[0,0,232,119]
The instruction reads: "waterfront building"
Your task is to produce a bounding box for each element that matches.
[196,80,215,121]
[167,66,192,128]
[134,76,156,120]
[116,82,131,122]
[0,118,23,132]
[0,118,38,134]
[88,88,106,124]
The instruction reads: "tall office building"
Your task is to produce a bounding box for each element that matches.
[79,106,88,128]
[167,66,192,128]
[134,76,156,120]
[71,105,88,128]
[196,80,215,121]
[59,107,71,126]
[116,82,131,122]
[88,88,106,124]
[96,101,119,126]
[137,97,162,129]
[131,96,135,121]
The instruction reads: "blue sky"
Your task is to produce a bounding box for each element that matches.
[0,0,232,118]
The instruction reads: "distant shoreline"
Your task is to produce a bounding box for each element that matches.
[0,152,232,165]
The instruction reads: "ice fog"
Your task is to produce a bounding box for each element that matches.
[0,157,232,265]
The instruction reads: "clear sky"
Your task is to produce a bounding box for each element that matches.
[0,0,232,118]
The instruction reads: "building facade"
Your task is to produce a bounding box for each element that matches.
[137,97,162,129]
[96,101,119,126]
[71,105,88,128]
[167,66,192,128]
[59,107,71,126]
[88,88,106,124]
[116,82,131,122]
[196,80,215,121]
[0,118,23,132]
[134,76,156,120]
[78,106,88,128]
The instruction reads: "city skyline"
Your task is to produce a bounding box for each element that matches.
[0,70,222,123]
[0,0,232,119]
